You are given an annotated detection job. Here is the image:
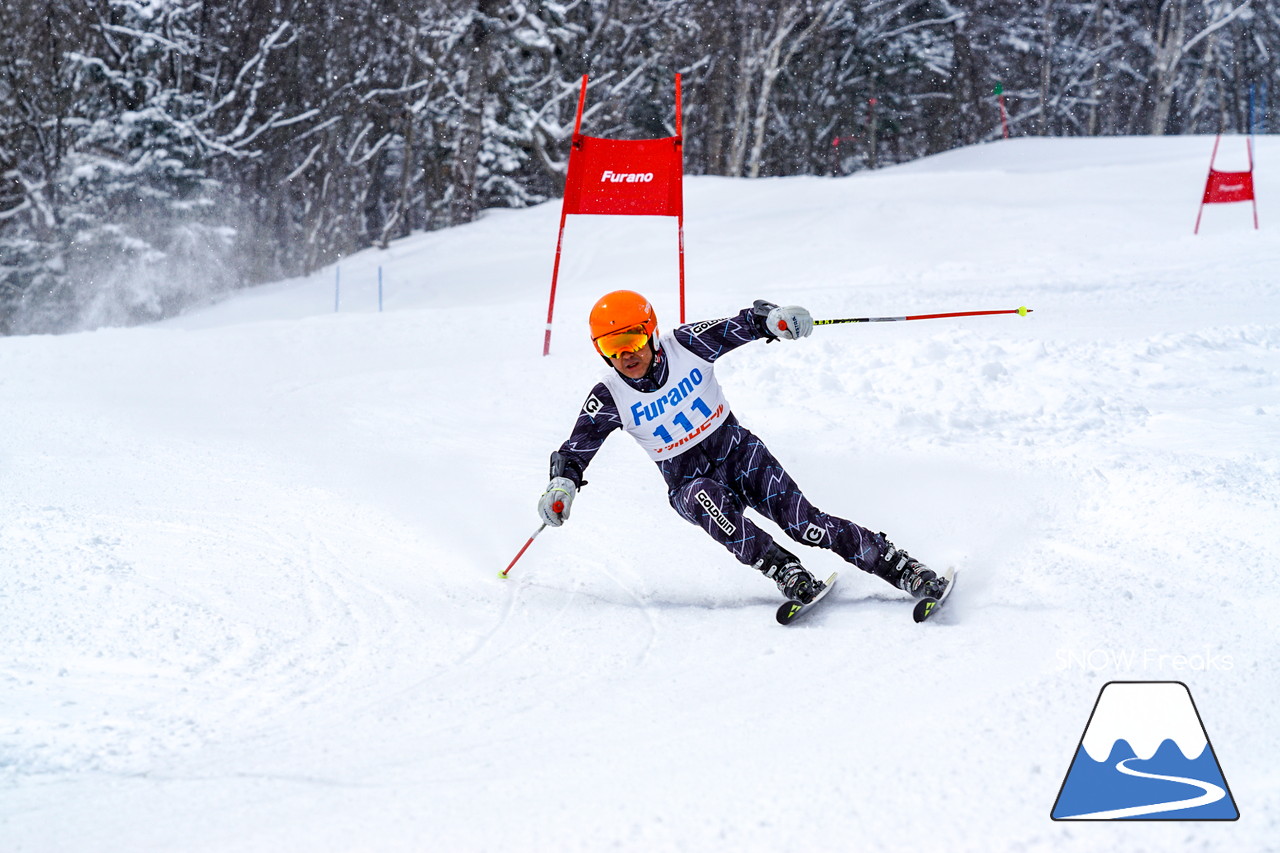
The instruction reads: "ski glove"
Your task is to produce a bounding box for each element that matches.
[538,477,577,527]
[764,305,814,340]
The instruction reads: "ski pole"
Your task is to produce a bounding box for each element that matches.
[498,504,561,579]
[812,306,1032,327]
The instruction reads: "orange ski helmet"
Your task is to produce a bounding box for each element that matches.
[589,290,658,358]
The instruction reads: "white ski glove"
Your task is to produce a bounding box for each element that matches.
[538,477,577,527]
[764,305,814,340]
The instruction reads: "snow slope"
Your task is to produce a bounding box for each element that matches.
[3,136,1278,851]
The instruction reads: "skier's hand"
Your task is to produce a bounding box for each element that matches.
[538,477,577,526]
[765,305,814,340]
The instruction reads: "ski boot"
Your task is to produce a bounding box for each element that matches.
[875,534,948,599]
[754,542,822,603]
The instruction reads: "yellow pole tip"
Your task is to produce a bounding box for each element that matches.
[498,571,509,579]
[1017,306,1030,316]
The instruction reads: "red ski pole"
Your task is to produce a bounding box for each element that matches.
[812,306,1032,327]
[499,503,561,579]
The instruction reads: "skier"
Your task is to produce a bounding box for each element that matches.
[537,290,948,606]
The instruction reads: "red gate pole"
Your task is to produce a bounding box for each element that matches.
[675,73,686,324]
[543,75,589,356]
[1194,133,1221,235]
[543,207,570,356]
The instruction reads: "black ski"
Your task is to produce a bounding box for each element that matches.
[776,572,838,625]
[912,570,958,623]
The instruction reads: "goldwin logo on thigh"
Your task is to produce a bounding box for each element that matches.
[695,489,736,535]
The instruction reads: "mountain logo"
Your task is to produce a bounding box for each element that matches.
[1051,681,1238,821]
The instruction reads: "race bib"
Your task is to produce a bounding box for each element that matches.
[603,333,732,461]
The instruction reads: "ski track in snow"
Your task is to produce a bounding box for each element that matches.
[2,136,1278,851]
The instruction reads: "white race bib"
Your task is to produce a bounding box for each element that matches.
[603,333,732,461]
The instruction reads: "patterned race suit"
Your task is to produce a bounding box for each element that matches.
[552,306,888,573]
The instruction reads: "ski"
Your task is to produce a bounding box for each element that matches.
[912,570,958,623]
[776,572,838,625]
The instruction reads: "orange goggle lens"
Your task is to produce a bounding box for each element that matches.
[595,325,651,358]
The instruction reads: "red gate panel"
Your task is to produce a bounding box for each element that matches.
[544,75,685,356]
[562,135,683,217]
[1202,170,1255,205]
[1195,134,1259,234]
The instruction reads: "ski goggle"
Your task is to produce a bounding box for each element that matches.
[594,325,651,358]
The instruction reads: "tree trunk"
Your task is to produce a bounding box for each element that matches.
[702,21,734,175]
[950,21,980,146]
[1149,0,1187,136]
[746,1,829,179]
[1086,0,1107,136]
[724,24,760,177]
[451,0,501,224]
[1039,0,1054,135]
[746,12,797,179]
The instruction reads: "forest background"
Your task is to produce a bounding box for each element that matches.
[1,0,1273,333]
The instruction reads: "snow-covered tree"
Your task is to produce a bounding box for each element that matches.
[5,0,1280,333]
[2,0,240,332]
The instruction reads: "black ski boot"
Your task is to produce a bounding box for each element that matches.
[875,534,947,599]
[754,542,821,603]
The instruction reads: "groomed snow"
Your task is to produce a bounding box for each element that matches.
[2,136,1277,851]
